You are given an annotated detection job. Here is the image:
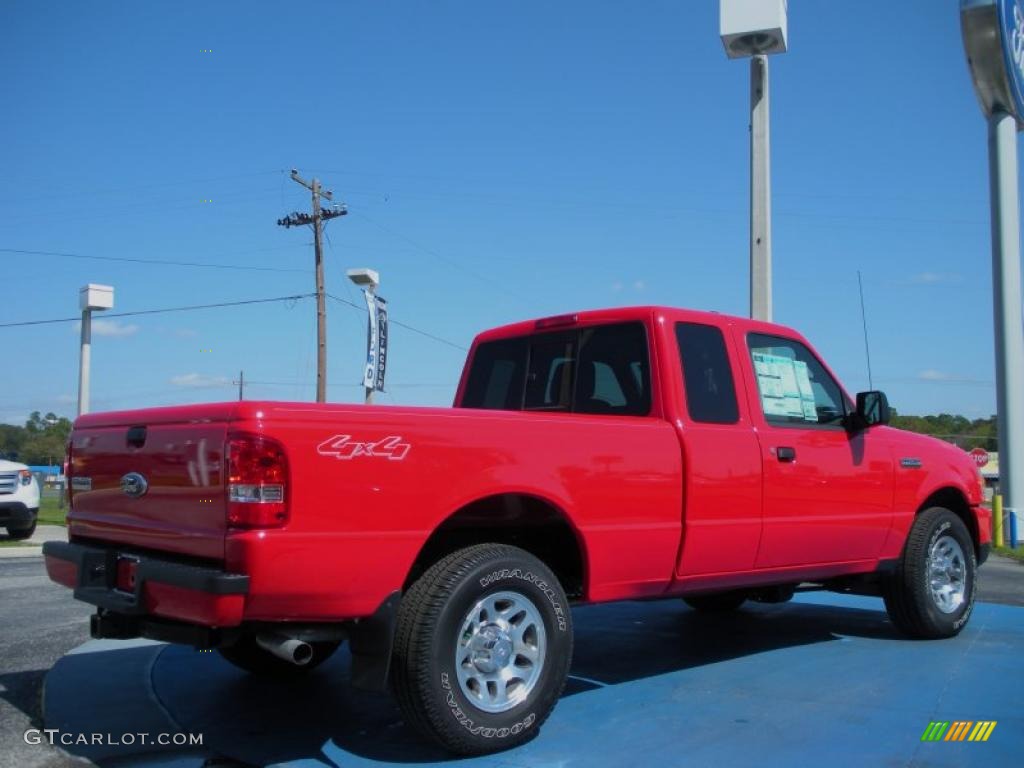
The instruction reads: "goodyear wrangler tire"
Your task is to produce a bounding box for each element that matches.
[883,507,977,639]
[392,543,573,755]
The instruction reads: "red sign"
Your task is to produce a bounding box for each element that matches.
[969,447,990,468]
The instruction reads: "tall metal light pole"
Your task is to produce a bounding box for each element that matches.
[962,0,1024,541]
[720,0,788,322]
[77,284,113,417]
[347,268,383,405]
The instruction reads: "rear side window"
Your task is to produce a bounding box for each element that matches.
[675,322,739,424]
[462,322,651,416]
[575,323,650,415]
[462,337,527,409]
[524,334,576,411]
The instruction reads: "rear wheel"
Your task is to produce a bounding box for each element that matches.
[217,635,340,676]
[883,507,976,639]
[392,543,573,755]
[684,591,747,612]
[6,521,37,540]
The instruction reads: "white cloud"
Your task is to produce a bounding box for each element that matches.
[612,280,646,293]
[173,328,198,338]
[55,394,76,404]
[909,272,962,285]
[917,370,992,386]
[73,319,139,337]
[170,373,231,388]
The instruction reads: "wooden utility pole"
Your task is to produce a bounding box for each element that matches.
[277,169,347,403]
[233,370,245,400]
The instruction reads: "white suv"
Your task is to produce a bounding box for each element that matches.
[0,459,40,540]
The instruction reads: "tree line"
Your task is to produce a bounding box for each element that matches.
[889,412,997,452]
[0,412,73,467]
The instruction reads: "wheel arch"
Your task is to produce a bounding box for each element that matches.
[917,486,980,559]
[403,493,588,600]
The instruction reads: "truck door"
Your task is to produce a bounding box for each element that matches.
[741,332,894,568]
[673,321,763,576]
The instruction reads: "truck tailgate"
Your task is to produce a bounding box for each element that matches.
[68,404,236,561]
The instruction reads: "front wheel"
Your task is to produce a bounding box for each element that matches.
[392,544,573,755]
[6,521,37,540]
[883,507,976,639]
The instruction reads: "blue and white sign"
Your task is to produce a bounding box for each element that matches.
[999,0,1024,119]
[962,0,1024,125]
[362,293,387,392]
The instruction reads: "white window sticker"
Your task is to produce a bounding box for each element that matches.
[752,352,818,422]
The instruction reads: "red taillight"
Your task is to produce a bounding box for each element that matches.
[226,434,289,529]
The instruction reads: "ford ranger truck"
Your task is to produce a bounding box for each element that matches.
[43,306,991,755]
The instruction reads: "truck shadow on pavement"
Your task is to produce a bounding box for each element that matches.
[150,599,902,765]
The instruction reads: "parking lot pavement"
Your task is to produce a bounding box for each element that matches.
[3,552,1018,767]
[0,559,92,768]
[978,554,1024,606]
[42,592,1022,768]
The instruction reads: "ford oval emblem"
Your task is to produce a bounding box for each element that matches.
[120,472,149,498]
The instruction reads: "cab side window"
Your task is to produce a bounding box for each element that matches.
[747,333,848,427]
[676,322,739,424]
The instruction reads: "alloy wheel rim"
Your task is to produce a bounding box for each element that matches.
[454,590,546,714]
[927,534,967,614]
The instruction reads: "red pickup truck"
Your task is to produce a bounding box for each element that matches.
[44,306,991,754]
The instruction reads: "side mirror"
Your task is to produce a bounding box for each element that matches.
[852,390,891,430]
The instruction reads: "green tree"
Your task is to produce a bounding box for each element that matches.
[0,412,72,465]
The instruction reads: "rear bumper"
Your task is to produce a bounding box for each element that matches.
[42,540,249,627]
[0,501,38,529]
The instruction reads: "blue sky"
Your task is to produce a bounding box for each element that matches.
[0,0,1012,424]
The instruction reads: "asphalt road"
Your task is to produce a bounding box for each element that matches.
[0,553,1020,767]
[0,558,92,768]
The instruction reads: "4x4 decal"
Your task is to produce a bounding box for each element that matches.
[316,434,411,461]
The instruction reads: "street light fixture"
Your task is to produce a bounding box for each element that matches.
[720,0,788,322]
[346,268,380,291]
[77,284,114,417]
[346,269,383,405]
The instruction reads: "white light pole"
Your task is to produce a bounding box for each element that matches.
[77,284,114,417]
[721,0,788,322]
[962,0,1024,540]
[347,268,381,405]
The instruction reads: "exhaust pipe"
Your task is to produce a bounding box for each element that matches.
[256,632,314,666]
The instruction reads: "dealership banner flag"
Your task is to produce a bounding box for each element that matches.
[362,292,387,392]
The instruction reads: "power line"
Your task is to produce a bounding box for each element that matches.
[326,293,467,351]
[0,293,314,328]
[277,168,349,403]
[348,211,531,303]
[0,248,310,273]
[0,170,287,205]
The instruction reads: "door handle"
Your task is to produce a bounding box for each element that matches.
[776,446,796,462]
